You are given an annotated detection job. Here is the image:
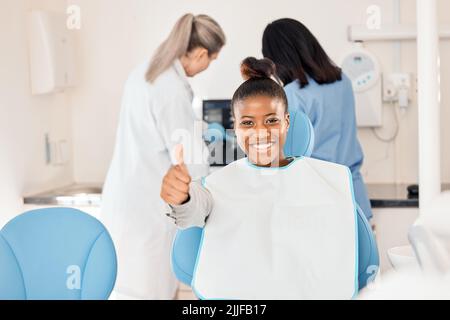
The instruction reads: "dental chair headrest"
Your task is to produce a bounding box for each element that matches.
[284,110,315,157]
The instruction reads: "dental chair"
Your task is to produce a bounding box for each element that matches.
[0,207,117,300]
[172,110,379,295]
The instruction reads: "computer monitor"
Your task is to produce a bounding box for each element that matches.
[202,100,245,166]
[202,100,233,129]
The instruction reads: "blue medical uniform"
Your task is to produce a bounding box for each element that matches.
[284,74,373,219]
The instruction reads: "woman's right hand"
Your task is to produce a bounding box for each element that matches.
[161,145,192,206]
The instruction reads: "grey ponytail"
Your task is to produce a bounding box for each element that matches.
[146,14,226,83]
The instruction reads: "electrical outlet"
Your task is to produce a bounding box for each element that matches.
[382,74,397,101]
[383,83,397,102]
[44,134,70,166]
[382,73,412,106]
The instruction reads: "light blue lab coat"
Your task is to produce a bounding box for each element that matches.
[284,74,373,219]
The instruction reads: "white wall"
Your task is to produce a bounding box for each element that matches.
[0,0,73,226]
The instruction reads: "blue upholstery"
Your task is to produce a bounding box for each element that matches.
[0,207,117,300]
[356,205,379,289]
[284,110,315,158]
[171,227,203,286]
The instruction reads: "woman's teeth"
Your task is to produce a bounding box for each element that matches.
[251,142,274,150]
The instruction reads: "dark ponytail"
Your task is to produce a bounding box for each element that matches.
[262,18,342,88]
[231,57,288,116]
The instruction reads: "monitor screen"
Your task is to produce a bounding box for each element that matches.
[202,100,245,166]
[202,100,233,129]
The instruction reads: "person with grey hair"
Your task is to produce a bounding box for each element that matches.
[101,13,226,300]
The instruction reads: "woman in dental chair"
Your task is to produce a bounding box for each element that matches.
[161,57,359,300]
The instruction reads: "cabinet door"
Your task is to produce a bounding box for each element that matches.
[372,208,419,272]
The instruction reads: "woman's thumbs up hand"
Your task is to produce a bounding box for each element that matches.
[161,144,192,206]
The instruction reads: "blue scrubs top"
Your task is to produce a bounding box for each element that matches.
[284,74,373,219]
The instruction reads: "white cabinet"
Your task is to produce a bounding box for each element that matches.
[372,208,419,272]
[28,11,77,95]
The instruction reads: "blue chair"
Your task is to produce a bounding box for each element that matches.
[171,111,379,293]
[0,207,117,300]
[284,109,315,158]
[172,227,204,287]
[356,205,379,289]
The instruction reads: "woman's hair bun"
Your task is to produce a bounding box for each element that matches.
[240,57,277,80]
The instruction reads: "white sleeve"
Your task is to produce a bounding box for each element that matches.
[153,89,210,180]
[166,180,213,229]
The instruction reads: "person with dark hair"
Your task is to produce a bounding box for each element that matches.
[262,18,372,220]
[160,57,359,299]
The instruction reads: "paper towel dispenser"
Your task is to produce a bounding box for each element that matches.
[28,10,77,95]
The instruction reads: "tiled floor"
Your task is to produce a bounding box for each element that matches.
[175,283,198,300]
[109,283,197,300]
